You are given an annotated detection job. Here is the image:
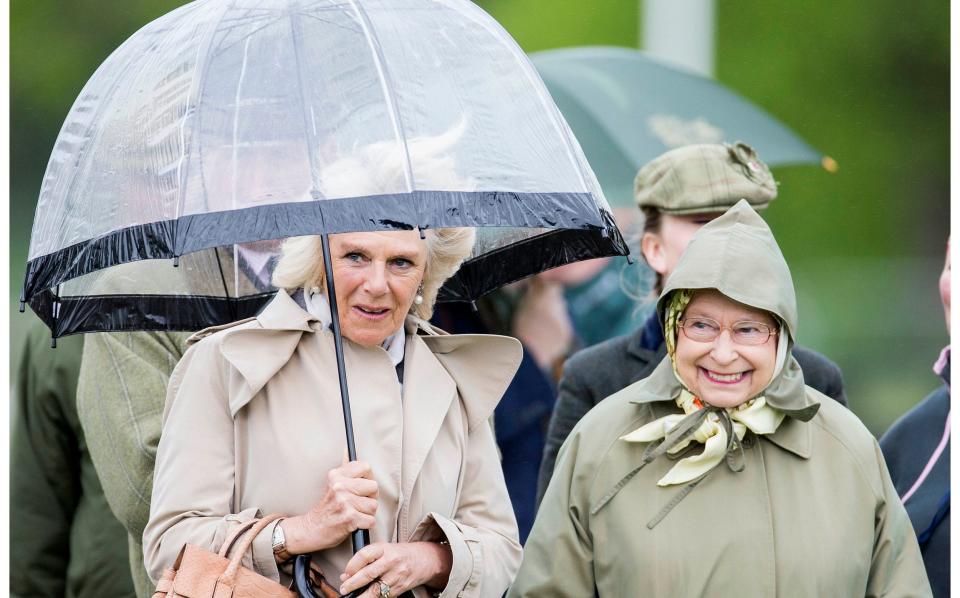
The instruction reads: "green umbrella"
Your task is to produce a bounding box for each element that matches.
[531,46,835,207]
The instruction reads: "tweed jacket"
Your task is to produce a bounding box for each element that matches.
[143,290,523,598]
[77,329,190,596]
[536,318,846,503]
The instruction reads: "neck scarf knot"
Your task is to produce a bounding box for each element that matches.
[621,389,784,486]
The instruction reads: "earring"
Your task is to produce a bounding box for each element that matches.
[414,283,424,306]
[310,286,320,295]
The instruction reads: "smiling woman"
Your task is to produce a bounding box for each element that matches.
[674,289,779,408]
[509,201,931,597]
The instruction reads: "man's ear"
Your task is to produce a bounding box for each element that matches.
[641,232,668,275]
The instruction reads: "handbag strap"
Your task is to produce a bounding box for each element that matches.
[218,518,262,558]
[219,514,286,587]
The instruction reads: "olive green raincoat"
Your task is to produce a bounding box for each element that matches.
[510,201,931,597]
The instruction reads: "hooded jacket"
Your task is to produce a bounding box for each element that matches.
[143,290,523,598]
[510,201,930,597]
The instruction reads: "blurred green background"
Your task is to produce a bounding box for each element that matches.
[10,1,949,434]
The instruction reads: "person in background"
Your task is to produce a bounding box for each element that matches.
[75,243,281,595]
[76,330,189,596]
[536,142,847,504]
[510,201,930,597]
[431,286,563,544]
[11,316,135,598]
[435,208,643,543]
[880,238,951,597]
[432,242,643,543]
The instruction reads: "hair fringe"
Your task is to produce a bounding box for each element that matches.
[272,121,476,318]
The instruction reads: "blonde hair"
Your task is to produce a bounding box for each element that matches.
[272,121,476,320]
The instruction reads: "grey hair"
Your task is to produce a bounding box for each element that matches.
[272,121,476,320]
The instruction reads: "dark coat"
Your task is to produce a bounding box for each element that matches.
[536,314,847,503]
[880,353,950,598]
[11,317,135,598]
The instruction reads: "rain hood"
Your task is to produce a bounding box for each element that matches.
[651,199,819,421]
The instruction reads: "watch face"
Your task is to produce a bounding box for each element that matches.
[272,522,285,551]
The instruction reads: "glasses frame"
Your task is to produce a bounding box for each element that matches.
[678,316,779,346]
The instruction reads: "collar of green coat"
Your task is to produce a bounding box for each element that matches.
[200,289,522,426]
[622,357,816,458]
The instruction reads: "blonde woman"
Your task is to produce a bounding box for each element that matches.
[145,127,522,598]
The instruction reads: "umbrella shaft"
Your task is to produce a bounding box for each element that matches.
[320,233,370,555]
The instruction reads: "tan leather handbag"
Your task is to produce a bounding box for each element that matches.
[152,514,296,598]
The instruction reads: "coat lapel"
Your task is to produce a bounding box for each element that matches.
[213,297,524,492]
[217,290,318,416]
[626,322,667,384]
[400,324,522,498]
[399,335,458,499]
[420,332,522,430]
[764,413,813,458]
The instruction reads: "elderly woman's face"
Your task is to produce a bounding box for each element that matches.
[329,230,427,347]
[675,290,778,408]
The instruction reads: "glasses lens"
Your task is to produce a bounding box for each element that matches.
[732,322,771,345]
[683,318,720,341]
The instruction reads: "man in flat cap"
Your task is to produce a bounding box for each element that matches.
[535,142,847,504]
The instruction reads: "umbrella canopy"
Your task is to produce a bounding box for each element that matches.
[531,46,831,207]
[23,0,626,338]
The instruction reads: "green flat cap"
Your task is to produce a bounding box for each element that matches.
[634,142,777,215]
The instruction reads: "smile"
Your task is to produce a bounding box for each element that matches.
[353,305,390,319]
[699,367,749,385]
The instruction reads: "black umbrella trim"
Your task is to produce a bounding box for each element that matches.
[29,222,627,337]
[28,291,277,337]
[24,195,628,336]
[23,189,610,300]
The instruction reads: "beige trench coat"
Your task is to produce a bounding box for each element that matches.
[144,290,523,598]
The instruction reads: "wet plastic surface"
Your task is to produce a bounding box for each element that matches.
[25,0,628,335]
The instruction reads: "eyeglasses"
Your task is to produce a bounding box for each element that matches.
[678,317,778,345]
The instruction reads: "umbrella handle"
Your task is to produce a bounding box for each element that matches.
[293,555,321,598]
[293,553,370,598]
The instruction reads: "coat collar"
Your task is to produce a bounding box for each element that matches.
[257,288,316,332]
[398,333,457,498]
[626,317,658,360]
[209,290,522,427]
[397,320,521,499]
[621,358,814,459]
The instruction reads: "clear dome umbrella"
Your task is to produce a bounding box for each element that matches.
[20,0,626,575]
[23,0,625,335]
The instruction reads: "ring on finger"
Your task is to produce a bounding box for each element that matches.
[377,580,391,598]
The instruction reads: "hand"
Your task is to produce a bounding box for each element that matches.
[512,276,574,371]
[339,542,452,596]
[281,459,379,555]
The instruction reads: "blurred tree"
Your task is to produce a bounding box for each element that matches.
[11,1,187,191]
